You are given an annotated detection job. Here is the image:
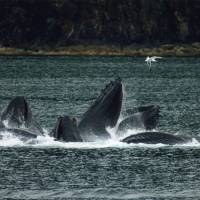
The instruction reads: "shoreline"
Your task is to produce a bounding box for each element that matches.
[0,43,200,56]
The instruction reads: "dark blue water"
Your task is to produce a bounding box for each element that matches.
[0,56,200,199]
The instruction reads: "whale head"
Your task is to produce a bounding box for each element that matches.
[51,116,82,142]
[139,105,160,130]
[1,96,32,128]
[1,96,44,136]
[95,77,123,127]
[79,78,123,138]
[117,105,160,135]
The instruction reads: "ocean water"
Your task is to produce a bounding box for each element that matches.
[0,56,200,199]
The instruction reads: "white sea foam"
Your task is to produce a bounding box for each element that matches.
[116,128,147,140]
[0,129,200,149]
[173,138,200,147]
[0,131,25,147]
[2,120,9,128]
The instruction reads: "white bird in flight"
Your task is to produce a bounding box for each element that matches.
[145,56,162,69]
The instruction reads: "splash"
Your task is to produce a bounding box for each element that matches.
[0,128,200,149]
[0,131,25,147]
[115,127,148,140]
[173,138,200,147]
[2,120,9,128]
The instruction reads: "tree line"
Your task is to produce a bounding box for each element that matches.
[0,0,199,49]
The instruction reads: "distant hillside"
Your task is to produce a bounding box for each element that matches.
[0,0,199,49]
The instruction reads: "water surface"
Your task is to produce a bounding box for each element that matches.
[0,56,200,199]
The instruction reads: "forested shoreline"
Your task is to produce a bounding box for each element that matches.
[0,0,199,55]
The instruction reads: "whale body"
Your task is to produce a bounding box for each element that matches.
[121,132,196,145]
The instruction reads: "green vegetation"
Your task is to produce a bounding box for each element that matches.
[0,0,199,56]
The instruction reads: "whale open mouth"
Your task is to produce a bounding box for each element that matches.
[77,78,123,140]
[79,78,122,130]
[51,116,82,142]
[141,105,160,130]
[84,78,123,126]
[100,78,123,127]
[1,96,44,136]
[1,96,31,128]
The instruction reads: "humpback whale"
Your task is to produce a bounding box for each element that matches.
[1,96,44,136]
[121,131,197,145]
[78,78,123,141]
[0,79,194,146]
[50,116,82,142]
[50,79,162,143]
[117,105,160,136]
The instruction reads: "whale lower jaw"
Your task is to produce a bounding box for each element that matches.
[121,132,195,145]
[78,78,123,140]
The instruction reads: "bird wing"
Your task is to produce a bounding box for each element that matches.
[152,56,162,59]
